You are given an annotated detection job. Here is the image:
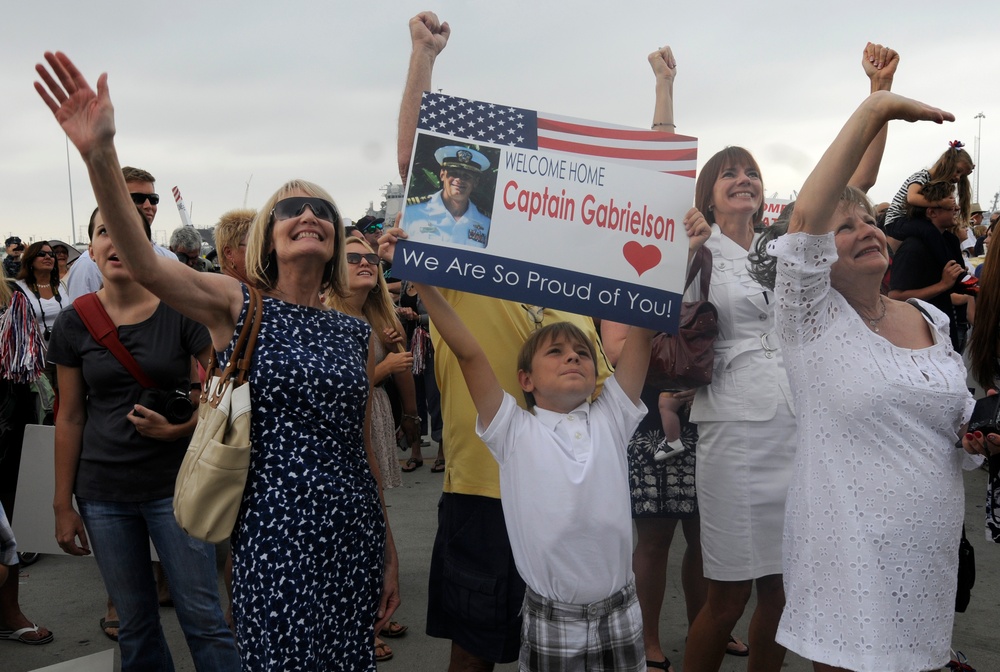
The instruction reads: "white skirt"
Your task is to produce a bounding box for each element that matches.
[695,402,797,581]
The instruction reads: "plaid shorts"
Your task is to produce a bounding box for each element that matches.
[519,580,644,672]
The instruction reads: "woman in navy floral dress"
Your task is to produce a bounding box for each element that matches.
[36,52,400,671]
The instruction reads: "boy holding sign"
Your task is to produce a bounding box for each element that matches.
[394,228,653,669]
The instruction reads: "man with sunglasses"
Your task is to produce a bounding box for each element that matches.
[404,145,493,249]
[3,237,25,278]
[66,166,177,302]
[356,215,386,250]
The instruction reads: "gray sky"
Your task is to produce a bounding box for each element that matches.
[3,1,999,246]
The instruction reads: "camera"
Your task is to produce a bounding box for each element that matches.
[136,388,196,424]
[968,395,1000,438]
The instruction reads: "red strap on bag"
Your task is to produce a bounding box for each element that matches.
[73,293,158,389]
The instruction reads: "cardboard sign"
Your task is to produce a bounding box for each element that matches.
[396,92,697,331]
[13,424,158,560]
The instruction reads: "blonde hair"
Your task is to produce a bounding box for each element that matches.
[0,263,12,308]
[244,180,347,297]
[214,208,256,279]
[327,237,404,353]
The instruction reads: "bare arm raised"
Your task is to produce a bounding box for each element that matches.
[790,92,952,236]
[398,12,451,181]
[848,42,899,193]
[413,281,504,428]
[648,45,677,132]
[35,52,242,349]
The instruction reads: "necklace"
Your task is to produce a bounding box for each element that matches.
[855,296,888,332]
[37,284,51,289]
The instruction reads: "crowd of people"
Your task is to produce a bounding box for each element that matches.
[0,9,997,672]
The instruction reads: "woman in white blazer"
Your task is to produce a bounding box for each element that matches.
[682,147,796,672]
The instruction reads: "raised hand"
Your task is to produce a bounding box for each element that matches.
[862,42,899,90]
[648,45,677,83]
[34,52,116,158]
[880,91,953,125]
[410,11,451,56]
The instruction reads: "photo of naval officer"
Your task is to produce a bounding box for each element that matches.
[403,144,495,248]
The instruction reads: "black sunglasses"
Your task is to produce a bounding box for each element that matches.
[130,192,160,206]
[271,197,339,224]
[346,252,380,266]
[35,250,56,258]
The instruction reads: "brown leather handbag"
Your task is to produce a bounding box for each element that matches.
[646,246,718,390]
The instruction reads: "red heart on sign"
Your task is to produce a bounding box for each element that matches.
[622,241,661,277]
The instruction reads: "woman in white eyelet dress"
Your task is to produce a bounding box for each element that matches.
[764,91,974,672]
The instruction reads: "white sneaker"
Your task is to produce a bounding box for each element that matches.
[653,439,685,462]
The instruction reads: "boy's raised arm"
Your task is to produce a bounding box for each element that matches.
[412,282,505,427]
[612,326,655,404]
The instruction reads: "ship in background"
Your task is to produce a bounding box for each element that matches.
[354,182,404,225]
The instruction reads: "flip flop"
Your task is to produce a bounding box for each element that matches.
[375,637,393,662]
[430,458,446,473]
[379,621,408,638]
[725,634,750,657]
[99,617,119,642]
[0,624,54,645]
[646,657,671,670]
[402,457,423,472]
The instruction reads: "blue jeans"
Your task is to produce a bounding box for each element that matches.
[78,497,240,672]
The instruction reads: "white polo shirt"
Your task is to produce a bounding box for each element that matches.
[477,376,645,604]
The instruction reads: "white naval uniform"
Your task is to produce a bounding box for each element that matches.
[404,191,491,249]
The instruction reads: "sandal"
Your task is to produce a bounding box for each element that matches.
[0,624,54,645]
[646,658,671,671]
[430,458,446,473]
[99,617,119,642]
[379,621,408,638]
[401,457,423,472]
[375,637,393,662]
[725,634,750,657]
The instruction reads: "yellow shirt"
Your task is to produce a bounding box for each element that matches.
[432,289,613,498]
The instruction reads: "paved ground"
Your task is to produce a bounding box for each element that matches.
[4,449,998,671]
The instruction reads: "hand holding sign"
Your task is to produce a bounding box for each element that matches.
[684,207,712,251]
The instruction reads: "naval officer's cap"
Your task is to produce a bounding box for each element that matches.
[434,146,490,174]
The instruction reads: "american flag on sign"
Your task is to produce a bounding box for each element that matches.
[417,91,697,178]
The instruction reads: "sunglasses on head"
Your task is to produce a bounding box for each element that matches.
[346,252,380,266]
[35,250,55,258]
[271,197,339,224]
[130,192,160,206]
